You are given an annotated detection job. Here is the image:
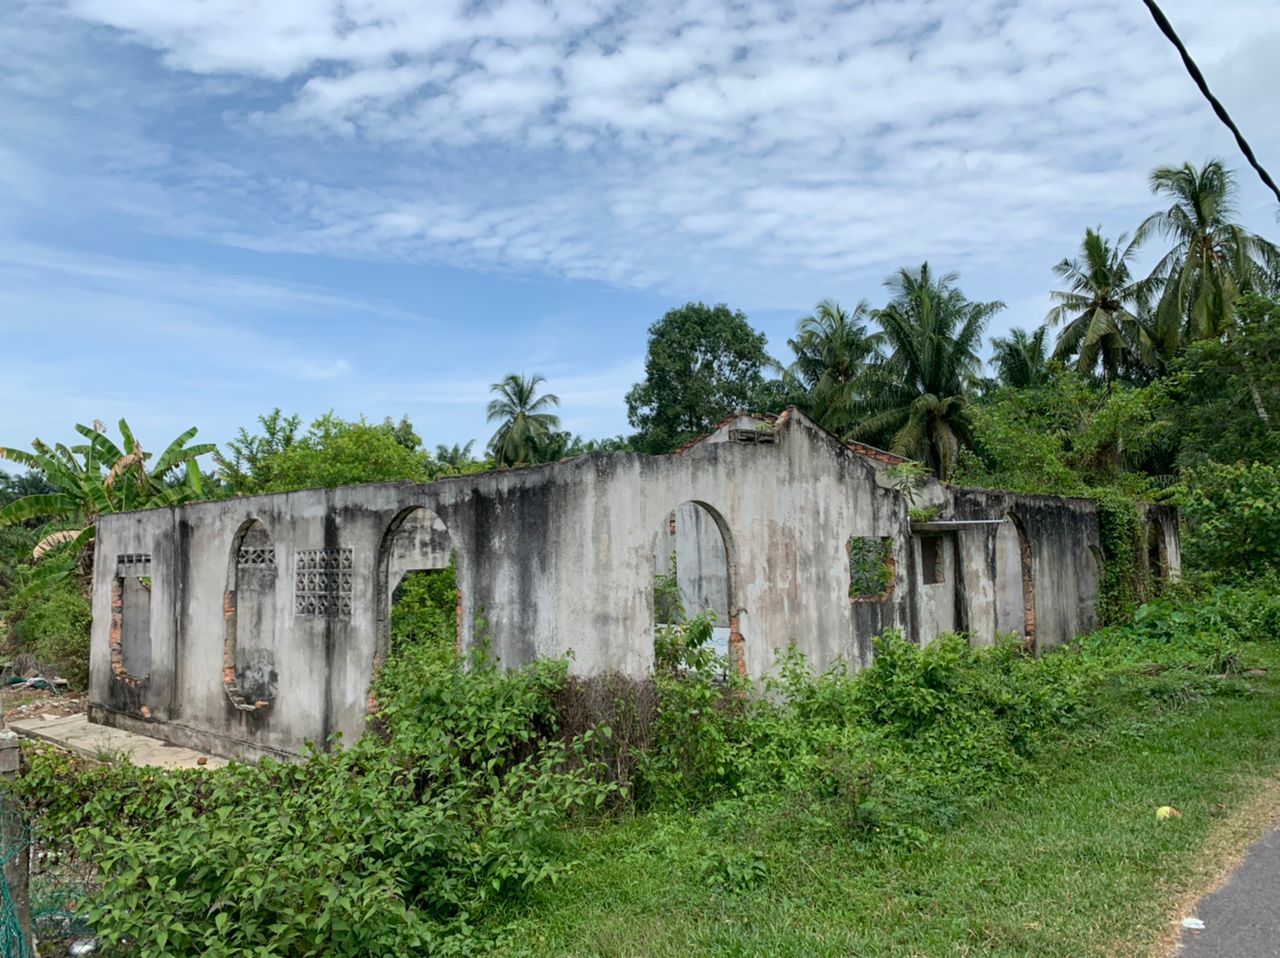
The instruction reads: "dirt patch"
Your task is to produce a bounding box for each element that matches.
[1154,777,1280,957]
[3,688,87,724]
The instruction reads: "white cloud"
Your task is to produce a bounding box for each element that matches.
[2,0,1278,316]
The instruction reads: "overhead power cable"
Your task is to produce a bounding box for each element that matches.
[1140,0,1280,206]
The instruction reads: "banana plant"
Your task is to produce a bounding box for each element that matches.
[0,419,214,589]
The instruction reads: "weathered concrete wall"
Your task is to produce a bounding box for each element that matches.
[88,410,1157,760]
[948,489,1107,653]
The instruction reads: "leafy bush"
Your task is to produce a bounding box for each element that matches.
[847,537,893,598]
[1180,461,1280,577]
[1094,487,1142,624]
[388,565,458,660]
[634,624,1088,839]
[637,613,751,808]
[1076,583,1280,675]
[8,578,92,686]
[18,585,613,956]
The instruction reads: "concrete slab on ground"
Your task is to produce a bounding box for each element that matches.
[8,714,227,770]
[1178,825,1280,957]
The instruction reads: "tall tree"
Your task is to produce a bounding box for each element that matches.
[989,327,1051,390]
[784,299,879,434]
[219,412,430,494]
[487,374,561,467]
[1139,159,1280,342]
[626,302,776,454]
[856,263,1003,479]
[1045,228,1157,379]
[253,413,431,492]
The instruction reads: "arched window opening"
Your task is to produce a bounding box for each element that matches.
[224,520,278,712]
[653,501,742,675]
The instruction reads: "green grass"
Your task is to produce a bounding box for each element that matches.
[488,648,1280,957]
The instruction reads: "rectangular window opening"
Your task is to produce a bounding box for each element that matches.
[920,536,944,586]
[848,536,895,601]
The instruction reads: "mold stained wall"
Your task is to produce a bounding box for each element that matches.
[88,414,912,759]
[948,489,1104,652]
[87,411,1129,761]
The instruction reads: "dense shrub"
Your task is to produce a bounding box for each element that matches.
[629,622,1089,840]
[1179,461,1280,577]
[387,565,458,660]
[635,613,751,808]
[8,578,92,686]
[1076,581,1280,674]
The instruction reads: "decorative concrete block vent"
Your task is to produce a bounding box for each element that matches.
[294,548,353,617]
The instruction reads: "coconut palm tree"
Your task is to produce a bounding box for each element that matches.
[783,299,879,435]
[486,374,561,467]
[989,327,1050,389]
[1139,159,1280,343]
[0,419,213,588]
[1045,228,1157,380]
[855,263,1004,479]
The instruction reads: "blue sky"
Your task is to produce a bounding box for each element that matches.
[2,0,1279,460]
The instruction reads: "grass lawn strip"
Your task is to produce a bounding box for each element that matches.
[492,647,1280,958]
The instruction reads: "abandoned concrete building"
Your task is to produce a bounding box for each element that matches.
[87,409,1182,761]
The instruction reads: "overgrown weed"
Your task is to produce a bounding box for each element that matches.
[12,580,1280,956]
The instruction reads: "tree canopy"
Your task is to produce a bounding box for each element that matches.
[625,302,777,454]
[221,412,433,494]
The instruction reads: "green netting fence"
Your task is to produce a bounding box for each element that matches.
[0,804,29,958]
[0,800,96,958]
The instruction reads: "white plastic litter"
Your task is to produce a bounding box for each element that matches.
[69,939,98,956]
[1182,917,1206,931]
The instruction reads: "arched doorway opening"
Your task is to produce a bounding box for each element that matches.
[1147,517,1168,593]
[223,519,278,712]
[995,514,1036,649]
[653,500,743,676]
[375,507,457,676]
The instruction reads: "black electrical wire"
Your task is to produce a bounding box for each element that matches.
[1140,0,1280,206]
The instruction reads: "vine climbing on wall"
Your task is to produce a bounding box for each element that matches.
[1092,489,1142,625]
